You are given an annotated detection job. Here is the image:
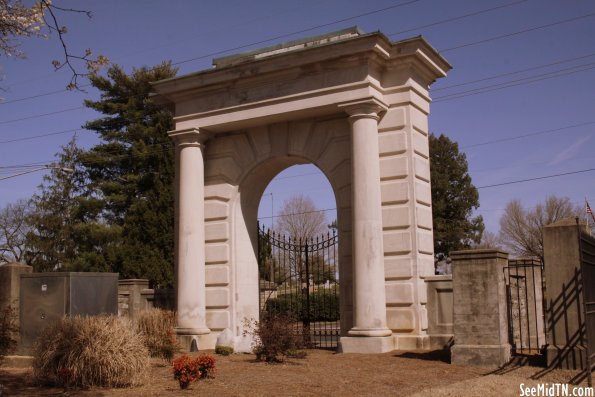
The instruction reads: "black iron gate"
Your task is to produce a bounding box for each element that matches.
[257,223,339,349]
[504,261,546,357]
[578,222,595,386]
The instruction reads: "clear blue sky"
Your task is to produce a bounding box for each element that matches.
[1,0,594,235]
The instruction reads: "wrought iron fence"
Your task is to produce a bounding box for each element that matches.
[257,223,339,349]
[504,261,546,356]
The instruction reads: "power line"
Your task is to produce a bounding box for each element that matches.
[0,128,81,144]
[0,106,85,126]
[388,0,527,36]
[0,1,421,106]
[461,121,595,149]
[440,11,595,52]
[258,207,336,220]
[433,51,595,92]
[172,0,421,66]
[0,87,81,105]
[476,197,595,213]
[4,55,594,144]
[2,5,593,125]
[477,168,595,189]
[433,63,595,102]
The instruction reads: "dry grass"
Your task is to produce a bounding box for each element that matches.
[136,309,178,360]
[0,305,18,365]
[32,315,149,388]
[1,349,590,396]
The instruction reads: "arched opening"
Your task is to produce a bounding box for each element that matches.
[258,164,338,348]
[233,159,346,349]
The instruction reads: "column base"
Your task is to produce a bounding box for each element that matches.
[339,336,394,353]
[177,332,218,352]
[451,344,511,367]
[347,327,392,337]
[546,345,588,370]
[393,334,431,350]
[175,327,211,335]
[176,327,213,352]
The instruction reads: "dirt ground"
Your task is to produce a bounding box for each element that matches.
[0,350,590,397]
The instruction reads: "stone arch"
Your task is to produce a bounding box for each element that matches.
[153,27,451,352]
[201,117,353,339]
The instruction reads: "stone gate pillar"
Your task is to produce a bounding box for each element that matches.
[339,98,393,353]
[170,128,211,350]
[450,249,511,367]
[543,218,589,369]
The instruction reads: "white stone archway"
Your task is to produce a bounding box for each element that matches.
[153,27,451,353]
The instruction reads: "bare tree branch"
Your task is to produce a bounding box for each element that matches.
[0,0,108,91]
[499,196,581,261]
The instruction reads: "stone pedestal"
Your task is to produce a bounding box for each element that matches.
[0,263,32,310]
[543,218,589,369]
[117,279,150,322]
[450,250,511,367]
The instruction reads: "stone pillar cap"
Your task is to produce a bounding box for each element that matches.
[450,249,509,261]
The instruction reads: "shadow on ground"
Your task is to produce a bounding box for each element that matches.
[394,349,451,364]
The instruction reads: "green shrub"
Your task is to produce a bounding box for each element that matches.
[33,315,149,388]
[0,305,18,365]
[245,314,306,363]
[264,289,339,321]
[215,345,234,356]
[136,309,179,360]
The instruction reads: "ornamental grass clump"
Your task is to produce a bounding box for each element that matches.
[33,315,149,388]
[172,354,216,389]
[136,309,179,360]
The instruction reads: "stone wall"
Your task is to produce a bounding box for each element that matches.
[0,263,32,348]
[424,275,453,350]
[117,279,174,323]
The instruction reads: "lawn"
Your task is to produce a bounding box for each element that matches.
[0,349,588,396]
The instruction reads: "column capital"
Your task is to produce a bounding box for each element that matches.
[168,127,212,148]
[338,97,388,120]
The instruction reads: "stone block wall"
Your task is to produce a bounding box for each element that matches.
[378,87,435,349]
[117,279,174,323]
[424,275,453,350]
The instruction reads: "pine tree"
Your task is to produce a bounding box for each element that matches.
[74,63,178,287]
[429,133,484,256]
[26,137,83,271]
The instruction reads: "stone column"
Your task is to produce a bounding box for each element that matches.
[338,98,393,353]
[450,250,511,367]
[169,128,211,350]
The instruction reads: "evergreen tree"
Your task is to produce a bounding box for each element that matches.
[75,63,177,287]
[26,137,83,271]
[429,133,484,256]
